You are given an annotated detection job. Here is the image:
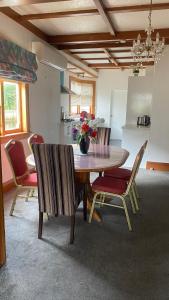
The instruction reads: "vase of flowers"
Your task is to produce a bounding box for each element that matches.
[77,112,97,154]
[79,135,90,154]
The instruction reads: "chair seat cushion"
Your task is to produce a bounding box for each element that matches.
[17,172,37,187]
[92,176,127,195]
[104,167,131,180]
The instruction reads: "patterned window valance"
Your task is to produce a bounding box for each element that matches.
[0,39,38,83]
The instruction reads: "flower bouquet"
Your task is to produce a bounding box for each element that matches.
[72,111,97,154]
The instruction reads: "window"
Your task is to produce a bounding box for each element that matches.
[0,79,29,136]
[70,77,95,115]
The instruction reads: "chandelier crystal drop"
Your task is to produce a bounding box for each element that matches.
[132,0,165,64]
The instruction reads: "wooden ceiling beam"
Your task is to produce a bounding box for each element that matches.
[104,48,118,66]
[48,28,169,44]
[81,56,134,60]
[20,3,169,20]
[88,62,154,68]
[71,49,131,54]
[57,41,132,50]
[92,0,115,35]
[21,9,99,20]
[0,7,48,41]
[0,0,69,7]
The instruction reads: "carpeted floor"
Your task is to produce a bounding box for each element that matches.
[1,170,169,300]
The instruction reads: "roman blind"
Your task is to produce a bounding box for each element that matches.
[0,39,38,83]
[71,80,93,106]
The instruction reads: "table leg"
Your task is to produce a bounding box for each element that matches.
[75,172,102,222]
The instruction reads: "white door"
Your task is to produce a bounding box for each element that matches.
[110,89,127,140]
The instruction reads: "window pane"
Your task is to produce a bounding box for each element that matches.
[71,105,78,114]
[80,106,90,113]
[3,82,20,131]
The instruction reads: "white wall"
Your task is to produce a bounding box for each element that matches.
[0,12,67,143]
[149,47,169,162]
[126,68,153,126]
[123,46,169,167]
[96,69,131,127]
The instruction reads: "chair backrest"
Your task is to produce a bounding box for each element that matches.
[32,143,76,216]
[126,140,148,194]
[5,140,28,185]
[96,127,111,145]
[28,133,44,151]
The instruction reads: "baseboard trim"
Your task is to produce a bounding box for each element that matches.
[3,180,15,193]
[146,161,169,171]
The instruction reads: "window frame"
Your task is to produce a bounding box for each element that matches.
[69,77,96,116]
[0,78,29,138]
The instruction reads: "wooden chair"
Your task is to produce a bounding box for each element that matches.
[96,127,111,146]
[5,140,37,216]
[32,143,87,244]
[104,141,148,205]
[89,145,145,231]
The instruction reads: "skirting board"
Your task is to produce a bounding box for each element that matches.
[146,161,169,171]
[3,180,15,193]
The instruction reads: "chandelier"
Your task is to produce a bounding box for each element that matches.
[132,0,165,64]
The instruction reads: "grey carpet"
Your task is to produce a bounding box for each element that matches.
[1,170,169,300]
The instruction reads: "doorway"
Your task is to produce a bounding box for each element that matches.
[110,89,127,144]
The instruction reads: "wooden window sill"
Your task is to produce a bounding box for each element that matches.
[0,132,30,144]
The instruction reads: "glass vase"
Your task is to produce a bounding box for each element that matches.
[79,136,90,154]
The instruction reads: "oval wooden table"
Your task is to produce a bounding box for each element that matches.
[26,144,129,222]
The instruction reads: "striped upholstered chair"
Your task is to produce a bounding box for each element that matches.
[96,127,111,146]
[96,127,111,176]
[32,143,87,244]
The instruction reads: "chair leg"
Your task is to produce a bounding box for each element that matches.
[70,215,75,244]
[30,189,34,198]
[25,189,30,202]
[9,188,18,216]
[122,198,132,231]
[134,181,139,199]
[99,171,102,177]
[89,193,97,223]
[129,191,136,214]
[132,185,139,211]
[38,212,43,239]
[83,196,87,221]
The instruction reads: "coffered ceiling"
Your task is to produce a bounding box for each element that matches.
[0,0,169,77]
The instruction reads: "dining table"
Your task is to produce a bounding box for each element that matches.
[26,144,129,222]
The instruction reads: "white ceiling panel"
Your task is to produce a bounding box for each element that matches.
[109,47,131,51]
[105,0,169,6]
[13,0,94,15]
[113,52,132,58]
[78,53,107,59]
[71,49,104,52]
[31,15,107,35]
[86,59,109,63]
[111,10,169,31]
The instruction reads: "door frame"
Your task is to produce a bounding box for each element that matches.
[0,146,6,266]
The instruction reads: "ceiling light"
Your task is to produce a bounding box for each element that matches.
[131,0,165,64]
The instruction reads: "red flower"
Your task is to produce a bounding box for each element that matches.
[91,130,97,138]
[82,123,89,133]
[91,114,95,120]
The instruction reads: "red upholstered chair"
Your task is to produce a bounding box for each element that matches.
[89,145,145,231]
[5,140,37,216]
[104,140,148,203]
[28,133,44,151]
